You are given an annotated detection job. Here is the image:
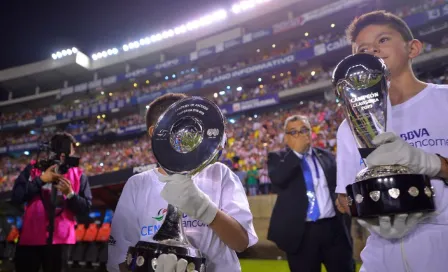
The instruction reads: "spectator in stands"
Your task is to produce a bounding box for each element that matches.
[336,10,448,272]
[108,93,258,272]
[246,164,259,196]
[258,163,271,195]
[11,132,92,272]
[267,115,353,272]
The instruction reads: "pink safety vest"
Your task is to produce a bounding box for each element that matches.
[19,161,82,245]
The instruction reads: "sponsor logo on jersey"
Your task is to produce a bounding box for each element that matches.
[400,128,430,141]
[152,208,167,221]
[400,128,448,148]
[140,209,207,237]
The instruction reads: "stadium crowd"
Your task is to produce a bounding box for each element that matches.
[0,96,343,193]
[0,50,447,193]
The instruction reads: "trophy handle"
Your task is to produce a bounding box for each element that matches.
[152,204,191,246]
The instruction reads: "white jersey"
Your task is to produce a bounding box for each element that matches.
[107,162,258,272]
[336,83,448,225]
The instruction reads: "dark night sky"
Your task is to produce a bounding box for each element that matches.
[1,0,233,70]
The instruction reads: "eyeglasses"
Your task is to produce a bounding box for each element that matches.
[285,127,310,136]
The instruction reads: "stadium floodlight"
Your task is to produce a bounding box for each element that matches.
[51,47,79,59]
[98,8,227,57]
[101,48,119,56]
[92,54,98,60]
[236,86,243,91]
[219,91,226,95]
[174,25,187,35]
[232,0,269,14]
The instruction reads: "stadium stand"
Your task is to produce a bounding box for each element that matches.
[0,0,448,270]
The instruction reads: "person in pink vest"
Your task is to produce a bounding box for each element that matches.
[11,132,92,272]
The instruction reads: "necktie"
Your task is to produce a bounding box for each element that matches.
[301,154,320,221]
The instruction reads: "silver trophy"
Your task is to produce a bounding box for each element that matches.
[332,54,435,218]
[126,96,226,271]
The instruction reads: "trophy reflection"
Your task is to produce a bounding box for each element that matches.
[332,53,435,218]
[126,96,226,272]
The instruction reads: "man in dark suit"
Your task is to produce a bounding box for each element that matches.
[267,115,353,272]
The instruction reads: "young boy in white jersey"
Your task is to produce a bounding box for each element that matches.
[107,93,258,272]
[334,11,448,272]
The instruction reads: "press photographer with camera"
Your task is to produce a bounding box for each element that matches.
[11,132,92,272]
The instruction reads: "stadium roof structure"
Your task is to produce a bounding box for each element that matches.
[0,0,311,99]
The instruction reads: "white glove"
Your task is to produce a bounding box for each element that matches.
[357,213,423,239]
[158,174,218,225]
[366,132,441,177]
[155,253,197,272]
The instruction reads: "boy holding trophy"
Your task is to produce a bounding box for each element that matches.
[334,10,448,271]
[107,93,258,272]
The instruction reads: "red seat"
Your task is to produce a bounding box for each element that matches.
[6,226,19,243]
[83,223,99,242]
[75,224,86,242]
[95,223,111,242]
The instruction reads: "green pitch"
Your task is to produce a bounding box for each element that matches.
[240,259,362,272]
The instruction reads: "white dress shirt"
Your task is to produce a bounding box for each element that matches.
[293,148,336,221]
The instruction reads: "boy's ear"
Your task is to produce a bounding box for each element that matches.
[408,39,423,60]
[148,126,154,137]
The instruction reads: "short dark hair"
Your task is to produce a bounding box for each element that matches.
[50,132,77,154]
[346,10,414,43]
[145,93,187,129]
[52,132,76,145]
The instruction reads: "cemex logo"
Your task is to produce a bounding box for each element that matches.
[152,208,167,221]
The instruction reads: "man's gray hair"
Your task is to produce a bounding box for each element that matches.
[283,115,311,130]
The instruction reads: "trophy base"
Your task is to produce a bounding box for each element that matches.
[127,241,206,272]
[346,170,435,218]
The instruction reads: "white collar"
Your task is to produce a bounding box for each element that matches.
[292,147,313,159]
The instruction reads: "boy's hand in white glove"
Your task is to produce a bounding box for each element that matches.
[158,174,218,225]
[366,132,441,177]
[155,253,197,272]
[357,213,424,239]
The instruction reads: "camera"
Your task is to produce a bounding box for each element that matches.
[34,133,80,175]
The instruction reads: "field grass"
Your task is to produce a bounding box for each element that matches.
[240,259,362,272]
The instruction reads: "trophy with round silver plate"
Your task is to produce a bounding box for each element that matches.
[332,53,435,218]
[126,96,226,272]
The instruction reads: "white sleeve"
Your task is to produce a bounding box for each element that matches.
[336,120,363,194]
[107,177,141,272]
[220,165,259,248]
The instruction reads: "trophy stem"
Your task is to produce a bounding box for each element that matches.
[152,204,190,246]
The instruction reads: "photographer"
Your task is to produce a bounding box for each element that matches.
[11,132,92,272]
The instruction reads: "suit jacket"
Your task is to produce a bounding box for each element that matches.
[266,147,352,254]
